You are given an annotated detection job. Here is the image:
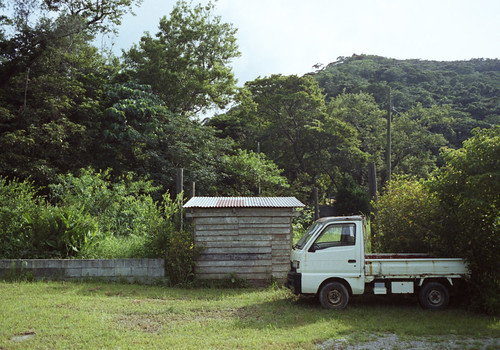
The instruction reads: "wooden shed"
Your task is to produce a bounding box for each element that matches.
[184,197,304,286]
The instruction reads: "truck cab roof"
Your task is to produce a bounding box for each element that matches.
[316,216,364,224]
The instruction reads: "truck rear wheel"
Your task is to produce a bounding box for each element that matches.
[319,282,349,309]
[418,282,449,310]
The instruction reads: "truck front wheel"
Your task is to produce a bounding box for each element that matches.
[319,282,349,309]
[418,282,449,310]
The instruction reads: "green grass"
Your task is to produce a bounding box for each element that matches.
[0,281,498,349]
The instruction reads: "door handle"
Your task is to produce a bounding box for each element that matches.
[348,259,356,263]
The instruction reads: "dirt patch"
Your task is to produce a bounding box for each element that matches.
[316,334,499,350]
[10,332,36,342]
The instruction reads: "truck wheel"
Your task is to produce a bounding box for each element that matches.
[418,282,449,310]
[319,282,349,309]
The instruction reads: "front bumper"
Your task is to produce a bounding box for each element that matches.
[285,270,302,295]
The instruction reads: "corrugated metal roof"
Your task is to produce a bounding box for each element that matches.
[183,197,305,208]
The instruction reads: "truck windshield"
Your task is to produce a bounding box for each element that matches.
[294,223,320,250]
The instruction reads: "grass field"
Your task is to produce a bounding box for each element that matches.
[1,281,499,349]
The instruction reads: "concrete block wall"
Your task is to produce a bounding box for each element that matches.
[0,259,165,284]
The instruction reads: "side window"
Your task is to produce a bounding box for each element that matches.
[313,223,355,250]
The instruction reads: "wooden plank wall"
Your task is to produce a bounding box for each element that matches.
[187,208,294,286]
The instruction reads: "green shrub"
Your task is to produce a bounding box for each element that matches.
[292,207,315,244]
[144,193,200,285]
[373,127,499,314]
[49,168,159,237]
[428,127,500,314]
[372,175,439,253]
[24,205,99,258]
[0,171,203,286]
[0,178,39,258]
[80,234,147,259]
[0,178,100,258]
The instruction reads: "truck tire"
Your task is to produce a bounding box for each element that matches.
[418,282,449,310]
[319,282,349,309]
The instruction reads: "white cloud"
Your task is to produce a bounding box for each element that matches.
[108,0,500,85]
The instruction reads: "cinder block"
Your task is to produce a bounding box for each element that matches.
[114,259,128,268]
[148,268,164,278]
[61,260,72,269]
[0,260,13,269]
[82,268,101,277]
[130,267,148,276]
[101,260,114,268]
[33,267,60,278]
[148,259,164,269]
[47,260,62,268]
[65,268,82,277]
[114,267,132,276]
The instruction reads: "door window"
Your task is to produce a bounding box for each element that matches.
[312,223,356,250]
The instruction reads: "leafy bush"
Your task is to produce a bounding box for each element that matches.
[0,178,99,258]
[373,127,499,314]
[24,205,99,258]
[0,170,200,285]
[0,178,40,258]
[80,234,147,259]
[292,207,315,244]
[144,193,201,285]
[49,168,159,237]
[219,149,290,196]
[372,175,439,253]
[428,127,499,314]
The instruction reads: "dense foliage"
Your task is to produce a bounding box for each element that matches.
[123,1,240,115]
[372,176,438,253]
[314,55,499,140]
[373,127,500,314]
[0,170,197,284]
[209,74,366,205]
[430,127,500,314]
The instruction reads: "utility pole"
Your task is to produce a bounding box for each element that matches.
[176,168,184,196]
[257,141,261,195]
[313,187,320,220]
[177,168,184,231]
[368,162,377,238]
[386,87,392,183]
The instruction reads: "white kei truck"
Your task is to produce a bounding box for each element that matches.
[285,216,470,310]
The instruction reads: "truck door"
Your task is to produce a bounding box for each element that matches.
[306,223,362,279]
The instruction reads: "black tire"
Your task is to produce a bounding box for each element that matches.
[318,282,349,309]
[418,282,450,311]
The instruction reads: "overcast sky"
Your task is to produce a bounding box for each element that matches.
[105,0,500,86]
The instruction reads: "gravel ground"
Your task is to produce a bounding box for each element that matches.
[316,334,500,350]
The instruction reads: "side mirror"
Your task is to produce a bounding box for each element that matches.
[308,244,318,253]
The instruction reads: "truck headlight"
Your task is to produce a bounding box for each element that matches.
[292,260,300,269]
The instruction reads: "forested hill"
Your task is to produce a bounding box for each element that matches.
[312,55,500,126]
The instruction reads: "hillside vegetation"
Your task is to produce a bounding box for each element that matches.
[316,55,499,117]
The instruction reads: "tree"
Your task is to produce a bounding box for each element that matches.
[313,55,499,142]
[372,127,499,314]
[0,0,140,88]
[89,82,232,196]
[217,149,289,196]
[0,33,118,186]
[327,92,386,189]
[123,0,240,115]
[428,126,500,314]
[390,106,449,179]
[210,74,365,204]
